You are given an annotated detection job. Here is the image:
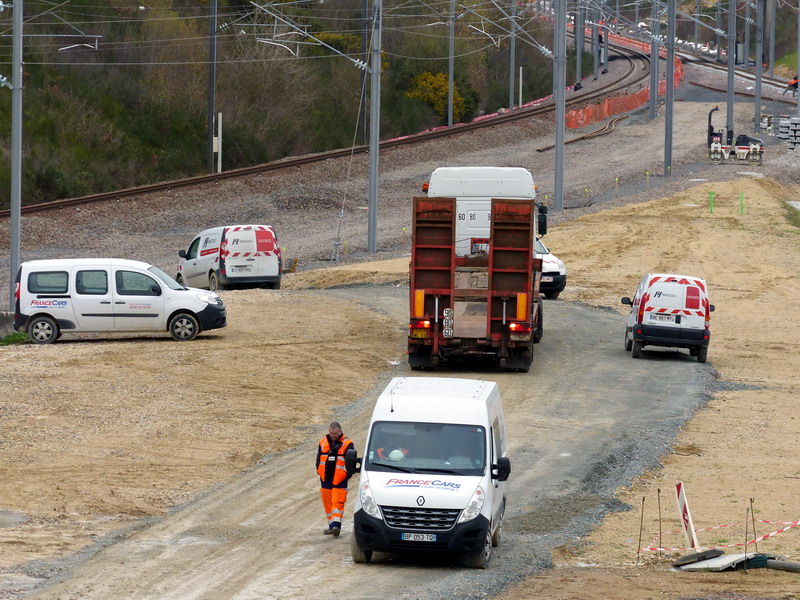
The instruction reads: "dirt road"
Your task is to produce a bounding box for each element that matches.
[6,283,712,600]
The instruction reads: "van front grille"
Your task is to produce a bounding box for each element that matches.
[380,505,461,530]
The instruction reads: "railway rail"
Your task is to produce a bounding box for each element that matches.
[0,42,651,219]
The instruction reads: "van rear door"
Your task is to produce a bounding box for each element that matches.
[645,277,706,333]
[72,266,115,330]
[253,226,280,277]
[223,226,280,279]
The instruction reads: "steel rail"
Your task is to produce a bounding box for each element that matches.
[0,43,651,219]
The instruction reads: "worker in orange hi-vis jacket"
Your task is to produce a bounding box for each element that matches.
[316,421,355,537]
[782,75,798,97]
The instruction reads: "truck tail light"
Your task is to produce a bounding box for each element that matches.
[14,281,20,301]
[508,322,530,333]
[410,319,431,329]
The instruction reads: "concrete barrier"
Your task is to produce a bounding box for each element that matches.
[0,312,14,337]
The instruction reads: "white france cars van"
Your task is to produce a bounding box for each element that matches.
[621,273,715,363]
[535,237,567,299]
[347,377,510,569]
[14,259,226,344]
[176,225,281,291]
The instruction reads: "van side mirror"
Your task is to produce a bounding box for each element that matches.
[179,249,187,259]
[150,283,162,296]
[537,205,548,236]
[709,304,715,312]
[345,447,361,477]
[492,456,511,482]
[621,297,632,305]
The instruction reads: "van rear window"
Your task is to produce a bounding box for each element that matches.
[28,271,68,294]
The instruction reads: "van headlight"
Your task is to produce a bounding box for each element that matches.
[196,293,218,305]
[458,485,485,523]
[360,481,382,520]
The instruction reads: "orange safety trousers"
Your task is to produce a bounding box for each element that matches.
[320,486,348,527]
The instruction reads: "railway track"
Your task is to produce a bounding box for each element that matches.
[0,43,651,219]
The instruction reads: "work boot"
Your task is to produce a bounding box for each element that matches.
[332,524,341,537]
[323,526,335,535]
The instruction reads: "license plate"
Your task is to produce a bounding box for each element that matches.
[230,265,252,274]
[402,532,436,542]
[650,313,674,322]
[541,276,554,282]
[411,328,428,338]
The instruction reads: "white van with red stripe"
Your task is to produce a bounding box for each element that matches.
[176,225,281,291]
[621,273,715,363]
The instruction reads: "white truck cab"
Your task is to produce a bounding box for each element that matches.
[348,377,510,569]
[177,224,281,291]
[14,258,226,343]
[621,273,715,363]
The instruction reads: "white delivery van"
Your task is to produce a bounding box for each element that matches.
[176,224,281,291]
[621,273,715,363]
[348,377,510,569]
[424,166,545,256]
[534,237,567,299]
[14,258,226,344]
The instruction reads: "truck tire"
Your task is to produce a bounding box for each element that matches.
[631,340,643,359]
[533,300,543,343]
[624,329,632,351]
[351,535,372,564]
[169,313,200,341]
[463,531,492,569]
[29,316,59,344]
[697,346,708,363]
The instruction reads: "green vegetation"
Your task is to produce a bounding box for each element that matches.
[782,200,800,230]
[0,331,27,346]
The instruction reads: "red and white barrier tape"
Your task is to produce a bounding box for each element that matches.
[642,519,800,552]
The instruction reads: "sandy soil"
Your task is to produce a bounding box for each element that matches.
[2,175,800,599]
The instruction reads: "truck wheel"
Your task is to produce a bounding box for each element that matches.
[29,316,59,344]
[169,313,200,341]
[624,329,632,351]
[533,301,543,343]
[463,531,492,569]
[697,346,708,363]
[631,340,643,359]
[351,535,372,564]
[209,272,223,291]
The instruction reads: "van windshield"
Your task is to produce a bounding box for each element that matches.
[148,266,184,290]
[365,421,486,476]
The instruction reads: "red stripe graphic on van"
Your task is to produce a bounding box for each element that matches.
[644,307,705,316]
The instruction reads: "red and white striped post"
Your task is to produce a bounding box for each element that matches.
[676,481,700,550]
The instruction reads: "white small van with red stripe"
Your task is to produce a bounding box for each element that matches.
[621,273,715,363]
[176,225,281,291]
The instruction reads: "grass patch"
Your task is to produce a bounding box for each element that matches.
[0,331,27,346]
[782,201,800,230]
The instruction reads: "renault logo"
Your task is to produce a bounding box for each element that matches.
[417,496,425,506]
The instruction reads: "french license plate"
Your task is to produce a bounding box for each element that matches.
[230,265,252,274]
[650,313,673,322]
[402,532,436,542]
[411,328,428,338]
[541,276,554,283]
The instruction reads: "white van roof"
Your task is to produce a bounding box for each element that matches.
[21,258,152,270]
[372,377,499,425]
[427,167,535,199]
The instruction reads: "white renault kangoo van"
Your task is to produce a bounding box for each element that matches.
[621,273,715,362]
[177,225,281,291]
[348,377,510,569]
[14,258,226,344]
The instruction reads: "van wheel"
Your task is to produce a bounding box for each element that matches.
[631,341,643,359]
[209,272,223,291]
[169,313,200,341]
[544,290,560,299]
[463,531,492,569]
[624,329,632,351]
[351,535,372,564]
[29,316,59,344]
[491,522,502,547]
[697,346,708,363]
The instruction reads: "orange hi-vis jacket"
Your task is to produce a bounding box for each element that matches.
[316,435,354,486]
